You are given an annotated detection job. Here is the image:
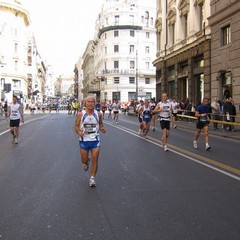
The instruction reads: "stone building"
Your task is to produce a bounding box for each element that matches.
[92,0,156,102]
[208,0,240,109]
[153,0,211,105]
[80,40,99,100]
[55,75,74,98]
[0,0,46,104]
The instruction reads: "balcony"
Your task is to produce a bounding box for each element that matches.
[99,69,136,76]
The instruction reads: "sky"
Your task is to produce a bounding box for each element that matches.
[22,0,104,76]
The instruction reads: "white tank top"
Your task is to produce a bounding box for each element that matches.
[112,103,120,111]
[171,101,178,113]
[9,103,21,120]
[158,101,172,120]
[80,110,100,142]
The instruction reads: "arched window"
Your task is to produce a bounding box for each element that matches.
[145,11,149,19]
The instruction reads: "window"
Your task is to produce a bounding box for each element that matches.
[169,23,175,45]
[184,14,188,39]
[104,62,107,70]
[128,92,136,100]
[150,17,154,26]
[145,92,152,100]
[130,61,135,69]
[168,81,175,99]
[105,33,107,39]
[145,11,149,19]
[114,61,119,69]
[145,78,150,84]
[129,77,135,84]
[129,15,134,24]
[15,60,18,71]
[198,3,203,31]
[145,62,150,69]
[130,30,135,37]
[145,11,149,26]
[114,45,119,53]
[130,45,134,53]
[114,77,119,84]
[13,79,21,88]
[146,32,150,38]
[222,25,231,46]
[141,16,144,23]
[115,15,119,24]
[106,18,108,25]
[114,30,119,37]
[14,43,18,53]
[145,46,150,54]
[105,47,107,54]
[113,91,120,100]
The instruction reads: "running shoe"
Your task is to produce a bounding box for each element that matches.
[152,127,155,131]
[163,145,168,151]
[174,125,177,129]
[205,144,211,151]
[193,140,198,149]
[14,138,18,144]
[83,158,90,171]
[89,176,96,187]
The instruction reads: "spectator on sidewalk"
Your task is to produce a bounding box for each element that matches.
[223,97,234,132]
[231,99,236,132]
[211,97,220,130]
[185,100,194,123]
[4,100,8,117]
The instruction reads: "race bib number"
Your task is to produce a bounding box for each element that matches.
[199,117,207,123]
[84,124,96,133]
[163,106,170,112]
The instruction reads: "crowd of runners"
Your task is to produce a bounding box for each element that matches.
[5,92,237,188]
[73,92,222,187]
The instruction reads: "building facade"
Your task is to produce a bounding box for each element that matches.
[153,0,211,105]
[209,0,240,109]
[0,0,46,105]
[92,0,156,102]
[80,40,99,100]
[74,57,83,102]
[55,74,74,99]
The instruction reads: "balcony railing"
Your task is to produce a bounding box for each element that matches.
[99,69,136,76]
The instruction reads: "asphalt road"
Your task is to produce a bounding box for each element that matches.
[0,112,239,240]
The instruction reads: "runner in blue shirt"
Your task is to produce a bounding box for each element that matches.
[193,98,211,151]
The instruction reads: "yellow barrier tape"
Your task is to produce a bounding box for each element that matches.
[176,114,240,126]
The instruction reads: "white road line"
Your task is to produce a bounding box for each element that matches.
[105,121,240,181]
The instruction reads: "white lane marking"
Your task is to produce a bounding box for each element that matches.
[105,121,240,181]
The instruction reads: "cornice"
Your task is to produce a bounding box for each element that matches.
[0,1,30,26]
